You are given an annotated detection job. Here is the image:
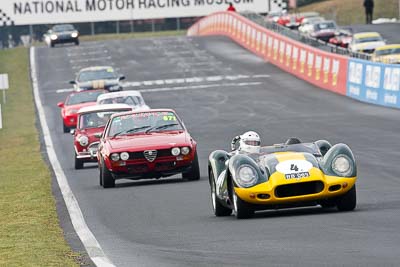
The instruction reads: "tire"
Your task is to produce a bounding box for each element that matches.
[182,151,200,181]
[50,42,55,48]
[74,153,83,169]
[99,165,103,186]
[63,123,69,133]
[75,39,79,46]
[210,170,232,217]
[232,180,254,219]
[336,185,356,211]
[101,157,115,188]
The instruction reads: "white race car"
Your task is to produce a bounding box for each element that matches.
[96,90,150,111]
[298,16,325,35]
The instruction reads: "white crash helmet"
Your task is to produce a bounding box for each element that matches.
[239,131,261,154]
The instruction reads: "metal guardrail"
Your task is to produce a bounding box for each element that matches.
[240,12,372,61]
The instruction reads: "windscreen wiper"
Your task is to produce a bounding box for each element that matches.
[145,123,179,133]
[113,125,151,137]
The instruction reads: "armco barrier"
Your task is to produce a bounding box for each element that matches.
[188,11,348,95]
[347,59,400,108]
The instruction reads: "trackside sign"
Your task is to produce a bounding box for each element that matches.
[0,0,271,25]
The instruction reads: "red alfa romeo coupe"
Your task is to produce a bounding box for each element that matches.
[72,104,132,169]
[97,109,200,188]
[57,89,105,133]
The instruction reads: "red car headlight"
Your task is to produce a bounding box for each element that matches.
[78,135,89,147]
[171,147,180,156]
[120,152,129,161]
[181,147,190,155]
[111,153,120,161]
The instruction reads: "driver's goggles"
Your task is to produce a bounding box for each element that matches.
[244,140,260,146]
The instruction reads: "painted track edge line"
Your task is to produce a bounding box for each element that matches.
[30,47,115,267]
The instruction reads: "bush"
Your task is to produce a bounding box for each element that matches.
[297,0,326,7]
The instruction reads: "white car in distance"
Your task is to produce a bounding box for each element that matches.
[96,90,150,111]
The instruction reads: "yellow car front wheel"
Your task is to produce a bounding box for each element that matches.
[336,185,357,211]
[232,181,254,219]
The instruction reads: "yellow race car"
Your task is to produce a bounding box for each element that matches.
[208,137,357,219]
[371,44,400,64]
[348,32,386,54]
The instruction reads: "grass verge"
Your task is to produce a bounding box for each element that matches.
[0,48,79,266]
[0,29,187,266]
[297,0,399,25]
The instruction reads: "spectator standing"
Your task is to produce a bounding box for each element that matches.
[363,0,374,24]
[227,3,236,12]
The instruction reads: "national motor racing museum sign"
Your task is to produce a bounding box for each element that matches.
[0,0,278,25]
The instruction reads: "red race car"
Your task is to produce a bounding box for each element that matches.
[57,89,105,133]
[72,104,133,169]
[328,29,353,48]
[277,14,302,29]
[97,109,200,188]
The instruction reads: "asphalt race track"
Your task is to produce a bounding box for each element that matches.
[35,35,400,266]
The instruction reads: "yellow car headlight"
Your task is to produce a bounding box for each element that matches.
[332,155,352,176]
[237,165,258,188]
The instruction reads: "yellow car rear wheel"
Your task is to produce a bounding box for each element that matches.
[210,170,232,217]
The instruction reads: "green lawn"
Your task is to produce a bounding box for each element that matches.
[297,0,399,25]
[0,48,80,266]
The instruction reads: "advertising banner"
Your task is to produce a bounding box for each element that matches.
[0,0,270,25]
[347,59,400,108]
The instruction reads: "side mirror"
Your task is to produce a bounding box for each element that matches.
[231,136,240,151]
[119,75,126,81]
[94,132,102,138]
[70,129,75,135]
[69,80,76,85]
[57,102,64,108]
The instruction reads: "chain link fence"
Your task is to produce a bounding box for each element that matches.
[241,12,372,61]
[0,17,200,49]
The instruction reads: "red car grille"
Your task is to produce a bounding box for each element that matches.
[128,149,172,161]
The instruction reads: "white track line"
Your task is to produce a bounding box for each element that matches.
[30,47,115,267]
[139,82,262,93]
[54,74,270,93]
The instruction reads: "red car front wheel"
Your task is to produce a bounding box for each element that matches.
[182,151,200,181]
[101,157,115,188]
